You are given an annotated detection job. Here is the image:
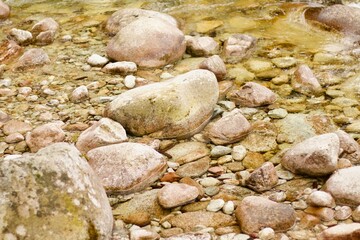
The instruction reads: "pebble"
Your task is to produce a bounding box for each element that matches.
[124,75,136,89]
[204,186,220,196]
[9,28,33,45]
[5,133,24,144]
[268,191,287,202]
[353,206,360,222]
[334,206,352,221]
[207,199,225,212]
[211,146,232,158]
[158,183,199,208]
[231,145,247,161]
[268,108,288,119]
[307,191,335,208]
[258,227,275,240]
[199,177,221,187]
[102,61,137,74]
[87,54,109,67]
[71,85,88,103]
[222,201,235,215]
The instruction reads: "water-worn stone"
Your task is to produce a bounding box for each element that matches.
[335,130,360,164]
[207,199,225,212]
[104,69,218,138]
[106,16,185,68]
[166,141,209,165]
[292,64,322,96]
[163,232,211,240]
[158,183,199,208]
[0,1,10,20]
[241,121,277,152]
[3,119,32,135]
[167,212,236,232]
[87,142,167,194]
[199,55,226,81]
[175,157,209,178]
[71,85,88,103]
[25,121,65,153]
[0,40,22,64]
[102,61,137,75]
[307,191,335,208]
[76,117,127,154]
[318,223,360,240]
[186,36,219,57]
[0,143,113,239]
[15,48,50,70]
[87,54,109,67]
[130,229,160,240]
[204,109,251,145]
[8,28,33,45]
[105,8,178,36]
[227,82,276,107]
[324,166,360,207]
[245,162,278,192]
[235,196,296,234]
[334,206,352,221]
[242,152,265,170]
[31,18,58,45]
[5,132,24,144]
[282,133,340,176]
[223,34,256,63]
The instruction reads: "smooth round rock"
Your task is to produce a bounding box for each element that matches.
[158,183,199,209]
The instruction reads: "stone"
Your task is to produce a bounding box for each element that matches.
[245,162,278,192]
[124,75,136,89]
[5,132,24,144]
[31,18,59,35]
[200,177,221,187]
[227,82,276,107]
[304,206,334,222]
[241,121,278,152]
[3,119,32,135]
[76,117,128,154]
[292,64,323,96]
[160,228,184,238]
[0,1,10,20]
[160,172,181,183]
[242,152,265,170]
[0,40,22,64]
[186,36,219,57]
[0,109,9,123]
[199,55,226,81]
[334,206,352,221]
[167,212,236,232]
[71,85,88,103]
[218,80,234,100]
[87,54,109,67]
[102,61,137,75]
[232,145,247,161]
[207,199,225,212]
[271,57,297,68]
[307,191,335,208]
[130,229,160,240]
[259,228,275,240]
[335,130,360,164]
[166,141,209,165]
[235,196,296,234]
[35,30,56,45]
[204,109,251,145]
[104,70,218,139]
[25,121,65,153]
[245,59,273,73]
[8,28,33,45]
[353,206,360,222]
[268,108,288,119]
[163,232,211,240]
[87,142,167,194]
[223,34,256,63]
[317,223,360,240]
[15,48,50,70]
[281,133,340,176]
[0,143,113,239]
[105,8,178,36]
[175,157,210,178]
[222,201,235,215]
[324,166,360,207]
[211,146,232,158]
[113,189,170,226]
[106,17,185,68]
[158,183,199,208]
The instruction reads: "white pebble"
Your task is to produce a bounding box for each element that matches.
[161,221,171,229]
[211,146,232,157]
[268,108,288,119]
[71,85,88,103]
[43,88,55,95]
[232,145,247,161]
[207,199,225,212]
[87,54,109,67]
[199,177,221,187]
[259,227,275,240]
[124,75,136,89]
[18,87,32,96]
[222,201,234,214]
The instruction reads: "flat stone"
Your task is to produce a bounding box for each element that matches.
[211,146,232,158]
[241,121,277,152]
[235,196,296,234]
[0,143,113,239]
[175,157,210,178]
[271,57,297,68]
[334,206,352,221]
[242,152,265,170]
[304,207,334,222]
[245,59,273,73]
[166,141,210,165]
[215,184,256,201]
[282,133,340,176]
[318,223,360,240]
[181,201,209,212]
[104,69,218,139]
[130,229,160,240]
[232,145,247,161]
[15,48,50,70]
[3,119,32,135]
[158,183,199,208]
[87,142,167,194]
[5,132,24,144]
[163,232,211,240]
[102,61,137,75]
[245,162,278,192]
[200,177,221,187]
[268,108,288,119]
[207,199,225,212]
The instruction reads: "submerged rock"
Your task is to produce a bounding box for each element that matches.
[0,143,113,239]
[31,18,59,45]
[186,36,219,57]
[223,34,256,63]
[292,64,323,96]
[199,55,226,81]
[104,69,218,139]
[15,48,50,70]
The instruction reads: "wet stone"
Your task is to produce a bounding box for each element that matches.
[318,223,360,240]
[292,64,323,96]
[102,61,137,75]
[15,48,50,70]
[245,162,278,192]
[223,34,256,63]
[175,157,210,178]
[307,191,335,208]
[271,57,297,68]
[186,36,219,57]
[9,28,33,45]
[199,55,226,81]
[158,183,199,208]
[87,54,109,67]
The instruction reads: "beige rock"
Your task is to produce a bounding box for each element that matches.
[0,1,10,20]
[163,232,211,240]
[0,110,9,123]
[281,133,340,176]
[71,85,88,103]
[8,28,33,45]
[292,64,323,96]
[25,122,65,152]
[223,34,256,63]
[199,55,226,80]
[318,223,360,240]
[204,109,251,145]
[130,229,160,240]
[166,141,209,165]
[186,36,219,57]
[242,152,265,170]
[158,183,199,208]
[76,118,127,154]
[15,48,50,70]
[335,130,360,164]
[0,143,113,239]
[87,142,167,194]
[235,196,296,234]
[0,40,22,64]
[227,82,276,107]
[5,132,24,144]
[241,121,278,152]
[180,177,205,198]
[304,207,334,222]
[31,18,59,35]
[245,162,278,192]
[307,191,335,208]
[3,119,32,135]
[106,17,185,68]
[35,30,56,45]
[102,61,137,75]
[104,70,219,139]
[175,157,210,178]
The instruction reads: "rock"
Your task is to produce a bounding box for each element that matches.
[186,36,219,57]
[102,61,137,75]
[106,17,185,68]
[200,177,221,187]
[199,55,226,80]
[35,30,56,45]
[268,108,288,119]
[292,64,323,96]
[3,119,32,135]
[223,34,256,63]
[232,145,247,161]
[335,130,360,164]
[167,212,236,232]
[227,82,276,107]
[207,199,225,212]
[87,54,109,67]
[130,229,160,240]
[353,206,360,222]
[204,109,251,145]
[124,75,136,89]
[245,59,273,73]
[166,141,209,165]
[241,121,278,152]
[318,223,360,240]
[334,206,352,221]
[180,177,205,198]
[87,142,167,194]
[104,70,218,138]
[245,162,278,192]
[271,57,297,68]
[160,228,184,238]
[5,132,24,144]
[281,133,340,176]
[76,118,127,154]
[235,196,296,234]
[0,109,9,123]
[15,48,50,70]
[158,183,199,208]
[71,85,88,103]
[160,172,181,183]
[25,121,65,153]
[222,201,235,215]
[175,157,210,178]
[211,146,232,158]
[163,232,211,240]
[31,18,58,45]
[8,28,33,45]
[259,228,275,240]
[324,166,360,207]
[307,191,335,208]
[113,189,170,226]
[0,1,10,20]
[0,143,113,239]
[105,8,178,36]
[242,152,265,170]
[0,40,22,64]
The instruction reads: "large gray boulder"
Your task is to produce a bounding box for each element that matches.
[0,143,113,240]
[104,69,219,139]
